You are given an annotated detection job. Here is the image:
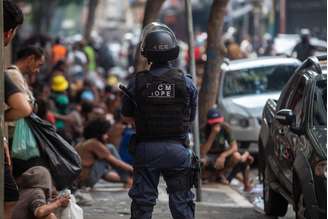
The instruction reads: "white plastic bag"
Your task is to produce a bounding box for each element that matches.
[56,190,84,219]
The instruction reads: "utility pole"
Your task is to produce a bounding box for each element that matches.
[0,0,5,217]
[279,0,286,33]
[185,0,201,202]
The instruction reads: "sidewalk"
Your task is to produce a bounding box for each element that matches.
[82,180,272,219]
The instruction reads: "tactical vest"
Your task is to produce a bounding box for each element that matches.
[135,68,190,140]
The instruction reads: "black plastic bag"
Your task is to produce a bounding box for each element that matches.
[26,113,81,190]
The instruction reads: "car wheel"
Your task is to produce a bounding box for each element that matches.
[263,166,289,217]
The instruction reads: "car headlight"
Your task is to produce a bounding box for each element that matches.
[230,116,250,128]
[315,161,327,178]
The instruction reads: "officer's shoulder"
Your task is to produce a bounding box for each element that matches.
[183,73,195,85]
[128,70,148,78]
[171,68,192,79]
[127,71,149,82]
[185,74,193,80]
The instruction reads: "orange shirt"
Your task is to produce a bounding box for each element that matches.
[52,44,67,64]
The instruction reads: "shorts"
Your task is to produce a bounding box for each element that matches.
[4,164,19,202]
[83,160,130,187]
[82,145,130,187]
[83,160,110,187]
[206,154,232,170]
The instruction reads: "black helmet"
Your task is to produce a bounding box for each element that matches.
[140,22,179,63]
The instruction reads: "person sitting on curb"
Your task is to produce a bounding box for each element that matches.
[76,116,133,189]
[12,166,70,219]
[201,107,253,191]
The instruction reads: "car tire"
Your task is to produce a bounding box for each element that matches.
[263,166,289,217]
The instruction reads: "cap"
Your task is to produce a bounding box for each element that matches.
[55,94,69,106]
[81,90,95,102]
[107,75,119,86]
[51,75,69,92]
[207,108,224,125]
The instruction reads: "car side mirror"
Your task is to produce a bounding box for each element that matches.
[275,109,296,126]
[275,109,304,135]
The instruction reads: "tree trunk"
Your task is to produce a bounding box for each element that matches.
[198,0,229,128]
[44,0,57,33]
[134,0,166,73]
[31,0,58,34]
[32,1,43,33]
[142,0,166,27]
[84,0,99,41]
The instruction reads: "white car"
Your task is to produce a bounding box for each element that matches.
[218,57,301,152]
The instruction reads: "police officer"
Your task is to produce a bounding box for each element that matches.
[121,22,198,219]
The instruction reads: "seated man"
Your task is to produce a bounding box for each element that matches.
[76,116,133,188]
[201,108,253,191]
[12,166,70,219]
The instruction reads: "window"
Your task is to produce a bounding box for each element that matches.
[286,77,306,127]
[277,71,302,109]
[312,79,327,127]
[223,65,297,97]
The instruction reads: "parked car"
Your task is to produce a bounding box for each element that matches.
[218,57,301,153]
[259,55,327,218]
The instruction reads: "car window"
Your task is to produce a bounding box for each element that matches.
[312,79,327,127]
[278,73,300,109]
[223,65,297,97]
[286,76,306,127]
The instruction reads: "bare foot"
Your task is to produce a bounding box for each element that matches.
[243,178,254,192]
[244,183,252,192]
[217,175,229,185]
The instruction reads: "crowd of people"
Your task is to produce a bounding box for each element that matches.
[1,1,274,218]
[3,1,135,218]
[2,1,322,219]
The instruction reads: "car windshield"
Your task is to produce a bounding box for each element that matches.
[312,79,327,127]
[223,65,297,97]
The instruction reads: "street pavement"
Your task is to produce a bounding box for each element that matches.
[81,179,279,219]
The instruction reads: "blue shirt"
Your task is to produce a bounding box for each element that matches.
[121,66,198,123]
